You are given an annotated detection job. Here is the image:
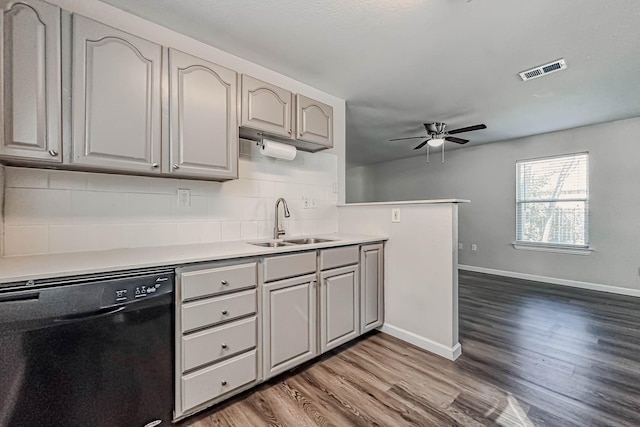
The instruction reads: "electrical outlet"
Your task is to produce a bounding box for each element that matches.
[391,208,401,223]
[177,188,191,207]
[303,197,310,209]
[458,243,463,250]
[310,198,317,209]
[471,244,478,251]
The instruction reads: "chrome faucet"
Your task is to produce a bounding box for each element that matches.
[274,198,290,239]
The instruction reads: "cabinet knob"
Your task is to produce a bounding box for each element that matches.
[48,149,58,157]
[221,380,227,386]
[221,280,228,286]
[152,163,159,168]
[172,164,180,170]
[222,310,228,315]
[221,343,228,349]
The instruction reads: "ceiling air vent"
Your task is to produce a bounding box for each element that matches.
[519,59,567,81]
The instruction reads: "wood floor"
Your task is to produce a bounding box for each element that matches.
[179,271,640,426]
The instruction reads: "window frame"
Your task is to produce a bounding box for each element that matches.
[515,152,590,250]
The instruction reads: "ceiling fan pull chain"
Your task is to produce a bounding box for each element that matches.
[426,145,429,164]
[442,143,445,164]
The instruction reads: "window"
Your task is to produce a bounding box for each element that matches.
[516,153,589,248]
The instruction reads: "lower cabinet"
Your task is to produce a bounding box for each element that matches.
[360,243,384,333]
[262,273,317,379]
[175,260,259,420]
[320,264,359,352]
[173,242,384,421]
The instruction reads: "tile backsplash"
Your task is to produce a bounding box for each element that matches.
[1,143,338,256]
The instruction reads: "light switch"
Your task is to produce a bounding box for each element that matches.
[391,208,400,223]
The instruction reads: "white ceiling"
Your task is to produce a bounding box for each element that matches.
[99,0,640,166]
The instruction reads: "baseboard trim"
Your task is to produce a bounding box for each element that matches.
[379,324,462,361]
[459,264,640,298]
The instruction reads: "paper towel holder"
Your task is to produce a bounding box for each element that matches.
[256,133,297,161]
[256,132,265,148]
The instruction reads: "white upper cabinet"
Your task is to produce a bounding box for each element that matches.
[296,94,333,148]
[0,0,61,162]
[71,14,162,173]
[240,74,334,150]
[241,74,293,138]
[168,49,237,180]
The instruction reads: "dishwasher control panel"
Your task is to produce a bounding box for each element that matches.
[101,272,174,306]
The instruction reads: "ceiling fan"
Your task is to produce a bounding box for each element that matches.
[390,122,487,149]
[389,122,487,163]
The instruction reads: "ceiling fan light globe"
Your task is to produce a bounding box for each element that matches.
[427,138,445,148]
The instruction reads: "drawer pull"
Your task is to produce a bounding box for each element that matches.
[222,310,228,315]
[221,280,228,285]
[221,343,228,349]
[221,380,228,386]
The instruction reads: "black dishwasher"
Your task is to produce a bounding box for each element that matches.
[0,269,174,427]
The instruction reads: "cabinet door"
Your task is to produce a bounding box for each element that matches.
[241,74,292,138]
[71,15,162,173]
[320,265,359,353]
[262,274,316,379]
[295,94,333,147]
[169,49,237,180]
[0,0,61,162]
[360,243,384,333]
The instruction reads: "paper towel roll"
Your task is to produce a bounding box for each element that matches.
[260,139,297,160]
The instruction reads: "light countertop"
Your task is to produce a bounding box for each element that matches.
[0,234,387,285]
[338,199,470,207]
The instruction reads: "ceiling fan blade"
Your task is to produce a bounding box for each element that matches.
[447,124,487,135]
[389,136,428,141]
[413,139,430,150]
[445,136,469,144]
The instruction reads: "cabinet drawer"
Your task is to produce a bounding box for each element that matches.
[320,246,359,270]
[182,289,256,333]
[263,251,316,282]
[181,262,257,301]
[182,350,257,412]
[182,317,256,372]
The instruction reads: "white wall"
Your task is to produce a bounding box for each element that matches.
[2,142,338,256]
[353,117,640,293]
[339,202,461,360]
[345,165,376,203]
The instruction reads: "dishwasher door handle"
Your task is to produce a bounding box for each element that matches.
[54,305,126,322]
[0,292,40,303]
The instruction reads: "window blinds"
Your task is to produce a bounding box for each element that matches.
[516,153,589,247]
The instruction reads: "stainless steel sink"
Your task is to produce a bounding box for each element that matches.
[283,237,337,245]
[249,241,294,248]
[249,237,338,247]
